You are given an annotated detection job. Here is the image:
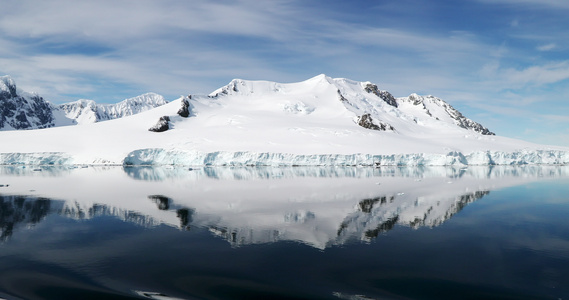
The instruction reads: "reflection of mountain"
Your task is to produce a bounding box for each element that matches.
[0,188,490,248]
[2,165,568,249]
[60,202,163,228]
[0,195,55,240]
[0,194,197,242]
[337,191,490,243]
[197,190,491,248]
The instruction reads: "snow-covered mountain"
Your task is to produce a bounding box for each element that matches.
[208,75,494,136]
[57,93,168,125]
[0,75,167,130]
[1,74,568,166]
[0,76,57,130]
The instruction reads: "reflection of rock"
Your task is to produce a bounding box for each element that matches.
[336,190,490,243]
[177,208,194,230]
[61,202,162,228]
[358,196,393,213]
[149,195,171,210]
[364,216,399,239]
[208,226,281,247]
[0,196,53,240]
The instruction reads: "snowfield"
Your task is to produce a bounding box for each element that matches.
[1,74,568,166]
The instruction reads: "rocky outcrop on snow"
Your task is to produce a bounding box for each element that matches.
[357,113,395,131]
[0,76,56,130]
[397,94,494,135]
[177,96,191,118]
[148,116,170,132]
[364,83,398,107]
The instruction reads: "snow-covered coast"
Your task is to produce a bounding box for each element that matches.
[2,75,568,166]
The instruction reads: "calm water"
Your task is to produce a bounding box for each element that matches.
[0,166,568,300]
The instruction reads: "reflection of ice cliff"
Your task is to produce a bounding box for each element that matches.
[123,165,569,181]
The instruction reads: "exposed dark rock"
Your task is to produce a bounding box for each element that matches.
[364,83,398,107]
[177,97,191,118]
[357,113,394,131]
[148,116,170,132]
[337,90,348,102]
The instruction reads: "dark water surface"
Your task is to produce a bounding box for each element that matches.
[0,166,568,299]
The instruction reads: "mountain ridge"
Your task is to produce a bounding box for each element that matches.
[0,74,567,166]
[0,75,168,130]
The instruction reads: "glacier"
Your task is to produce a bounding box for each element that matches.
[2,149,568,166]
[123,148,569,166]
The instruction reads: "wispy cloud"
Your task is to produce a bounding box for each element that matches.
[476,0,569,9]
[500,61,569,87]
[537,43,556,51]
[0,0,568,146]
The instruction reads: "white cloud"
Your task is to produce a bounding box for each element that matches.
[503,61,569,86]
[476,0,569,9]
[537,43,556,51]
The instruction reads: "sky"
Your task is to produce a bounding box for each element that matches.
[0,0,568,146]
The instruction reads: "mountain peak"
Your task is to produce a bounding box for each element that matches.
[0,75,17,97]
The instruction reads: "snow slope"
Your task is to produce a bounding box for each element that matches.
[1,74,568,166]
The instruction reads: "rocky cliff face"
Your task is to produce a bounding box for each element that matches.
[0,76,55,130]
[397,93,495,135]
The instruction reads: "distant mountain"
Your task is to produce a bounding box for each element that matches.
[0,75,167,130]
[58,93,168,125]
